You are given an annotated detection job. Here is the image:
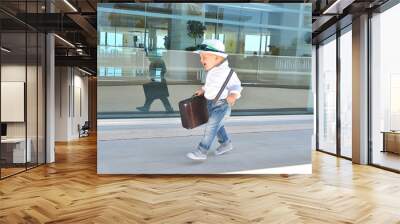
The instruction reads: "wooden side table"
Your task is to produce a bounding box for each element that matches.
[382,131,400,154]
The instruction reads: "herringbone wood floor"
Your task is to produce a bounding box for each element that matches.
[1,135,400,224]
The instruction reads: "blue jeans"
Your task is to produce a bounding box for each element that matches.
[198,99,231,153]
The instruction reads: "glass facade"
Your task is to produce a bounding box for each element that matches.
[97,3,312,118]
[315,1,400,171]
[315,25,352,159]
[371,4,400,171]
[0,1,46,179]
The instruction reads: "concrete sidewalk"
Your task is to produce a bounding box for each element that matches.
[97,115,313,174]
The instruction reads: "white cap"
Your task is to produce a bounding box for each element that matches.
[193,39,227,58]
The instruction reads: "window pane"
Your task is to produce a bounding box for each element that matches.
[371,4,400,171]
[100,32,106,45]
[340,28,352,158]
[107,32,116,46]
[244,34,261,54]
[116,33,123,46]
[318,37,337,154]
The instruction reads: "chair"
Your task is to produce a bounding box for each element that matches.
[78,121,90,138]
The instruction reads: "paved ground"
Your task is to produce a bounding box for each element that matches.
[97,115,313,174]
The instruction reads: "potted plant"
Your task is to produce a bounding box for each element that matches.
[187,20,206,46]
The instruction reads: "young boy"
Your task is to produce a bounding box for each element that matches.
[187,39,242,160]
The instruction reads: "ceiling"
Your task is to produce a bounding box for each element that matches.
[0,0,97,74]
[311,0,390,43]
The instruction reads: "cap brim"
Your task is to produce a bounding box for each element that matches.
[192,50,227,58]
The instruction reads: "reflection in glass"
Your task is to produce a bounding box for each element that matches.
[97,3,312,118]
[136,57,174,113]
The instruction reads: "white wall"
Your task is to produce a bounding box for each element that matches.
[1,82,24,123]
[1,65,28,138]
[71,73,89,138]
[1,65,25,128]
[55,67,70,141]
[55,67,89,141]
[1,65,26,81]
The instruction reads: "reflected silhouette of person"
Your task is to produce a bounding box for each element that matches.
[136,56,174,113]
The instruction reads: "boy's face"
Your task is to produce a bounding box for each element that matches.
[199,52,224,71]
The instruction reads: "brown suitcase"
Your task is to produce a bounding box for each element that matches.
[179,95,209,129]
[178,69,234,129]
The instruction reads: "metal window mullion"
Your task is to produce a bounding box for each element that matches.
[367,10,373,165]
[69,69,71,118]
[336,28,341,157]
[72,69,74,118]
[25,0,28,171]
[36,0,39,167]
[0,21,2,179]
[44,2,47,164]
[316,44,320,150]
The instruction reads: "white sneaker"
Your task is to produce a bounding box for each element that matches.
[215,142,233,156]
[187,149,207,160]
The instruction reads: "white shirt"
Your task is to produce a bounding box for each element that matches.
[202,60,242,101]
